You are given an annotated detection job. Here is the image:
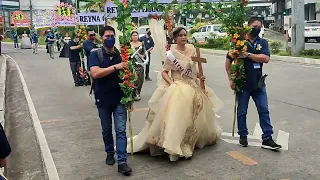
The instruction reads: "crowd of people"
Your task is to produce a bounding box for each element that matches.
[0,17,282,177]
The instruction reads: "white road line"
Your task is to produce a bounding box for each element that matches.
[276,130,290,150]
[6,55,60,180]
[253,123,263,139]
[0,56,7,126]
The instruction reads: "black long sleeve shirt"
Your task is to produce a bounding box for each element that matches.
[0,124,11,159]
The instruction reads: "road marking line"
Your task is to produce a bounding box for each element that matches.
[221,138,262,147]
[226,151,258,166]
[276,130,289,150]
[253,123,263,139]
[6,55,60,180]
[41,119,65,124]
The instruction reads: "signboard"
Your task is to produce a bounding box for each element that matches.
[11,11,30,27]
[105,2,162,18]
[53,2,77,27]
[284,15,290,30]
[78,12,105,25]
[33,10,54,29]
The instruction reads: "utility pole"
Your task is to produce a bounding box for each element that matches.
[29,0,33,29]
[291,0,305,56]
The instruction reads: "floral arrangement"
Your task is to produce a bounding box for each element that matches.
[215,0,251,94]
[53,2,77,27]
[214,0,250,136]
[113,0,136,155]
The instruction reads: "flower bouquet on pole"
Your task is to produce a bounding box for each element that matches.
[114,0,136,155]
[214,0,251,136]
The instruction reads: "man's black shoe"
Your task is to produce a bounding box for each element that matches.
[118,163,132,176]
[262,138,282,150]
[145,77,152,81]
[239,136,248,147]
[105,153,115,165]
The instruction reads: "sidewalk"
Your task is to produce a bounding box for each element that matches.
[200,48,320,65]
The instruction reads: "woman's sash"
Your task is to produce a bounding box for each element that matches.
[166,51,195,79]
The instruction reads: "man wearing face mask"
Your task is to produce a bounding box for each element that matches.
[68,33,83,87]
[83,29,97,72]
[225,17,282,150]
[89,26,132,176]
[140,28,154,81]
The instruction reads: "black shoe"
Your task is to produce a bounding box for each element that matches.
[145,77,152,81]
[262,138,282,150]
[105,153,115,165]
[239,136,248,147]
[118,163,132,176]
[75,83,80,87]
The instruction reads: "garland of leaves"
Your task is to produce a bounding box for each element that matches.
[214,0,250,94]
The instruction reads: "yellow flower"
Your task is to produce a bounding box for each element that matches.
[233,33,239,39]
[80,25,86,29]
[243,45,247,52]
[236,40,241,46]
[240,41,245,46]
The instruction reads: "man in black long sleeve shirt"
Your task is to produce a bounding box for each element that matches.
[0,123,11,169]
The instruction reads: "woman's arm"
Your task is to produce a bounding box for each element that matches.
[161,70,174,85]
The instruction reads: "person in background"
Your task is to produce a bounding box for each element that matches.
[46,29,55,59]
[139,28,154,81]
[12,30,19,49]
[89,26,132,176]
[68,33,83,87]
[31,31,39,54]
[0,123,11,179]
[83,29,97,73]
[56,31,62,52]
[59,33,71,58]
[225,17,282,150]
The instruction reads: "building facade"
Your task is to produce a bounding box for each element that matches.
[271,0,320,32]
[0,0,20,31]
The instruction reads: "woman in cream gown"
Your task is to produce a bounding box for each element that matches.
[127,27,223,161]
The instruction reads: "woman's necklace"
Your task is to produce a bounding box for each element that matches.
[176,46,186,54]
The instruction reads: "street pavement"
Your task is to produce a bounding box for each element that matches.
[2,43,320,180]
[264,30,320,50]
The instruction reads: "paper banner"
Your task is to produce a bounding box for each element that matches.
[11,11,30,28]
[53,2,77,27]
[78,12,105,25]
[33,10,54,29]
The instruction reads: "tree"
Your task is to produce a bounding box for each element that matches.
[82,0,106,12]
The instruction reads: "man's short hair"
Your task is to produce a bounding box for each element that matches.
[248,17,263,26]
[100,26,115,37]
[87,28,95,34]
[146,28,150,31]
[71,32,78,39]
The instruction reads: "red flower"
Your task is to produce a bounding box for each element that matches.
[123,80,129,85]
[129,83,134,88]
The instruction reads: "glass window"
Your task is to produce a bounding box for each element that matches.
[207,26,212,32]
[201,27,207,32]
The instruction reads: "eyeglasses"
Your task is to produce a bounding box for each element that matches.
[89,34,96,37]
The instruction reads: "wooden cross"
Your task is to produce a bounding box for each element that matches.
[191,48,207,90]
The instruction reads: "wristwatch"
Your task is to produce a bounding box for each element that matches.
[247,53,252,58]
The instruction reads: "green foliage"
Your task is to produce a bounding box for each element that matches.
[300,49,320,59]
[269,40,282,54]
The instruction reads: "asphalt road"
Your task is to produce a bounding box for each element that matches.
[2,44,320,180]
[264,30,320,50]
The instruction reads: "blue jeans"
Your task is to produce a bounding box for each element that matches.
[237,87,273,140]
[97,104,127,164]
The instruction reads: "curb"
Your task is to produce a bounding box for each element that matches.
[0,55,7,176]
[5,55,60,180]
[200,48,320,65]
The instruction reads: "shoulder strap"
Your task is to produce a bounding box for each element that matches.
[97,48,104,65]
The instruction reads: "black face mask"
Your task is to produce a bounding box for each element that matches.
[250,27,261,37]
